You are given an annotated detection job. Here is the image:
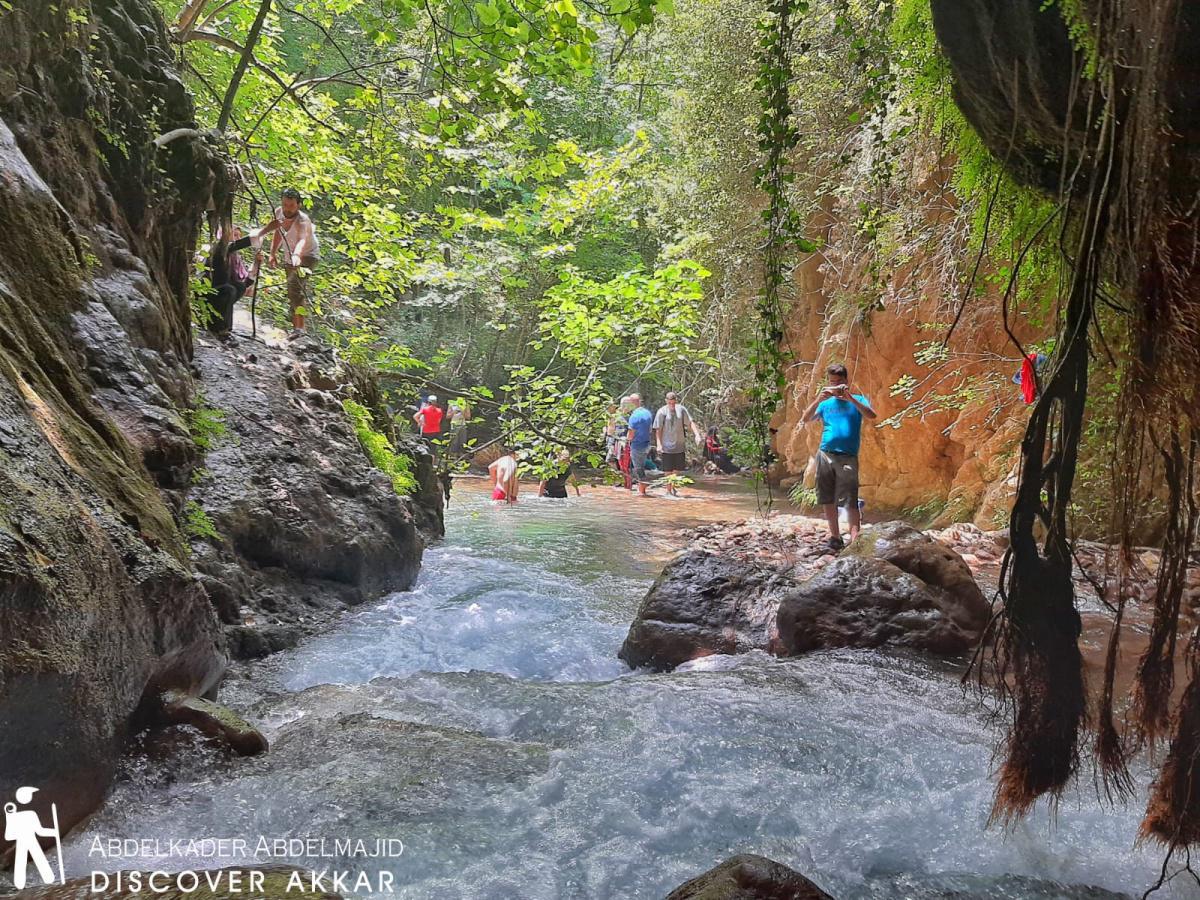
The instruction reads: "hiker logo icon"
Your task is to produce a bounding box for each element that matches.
[3,786,65,888]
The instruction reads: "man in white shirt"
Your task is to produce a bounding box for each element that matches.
[653,392,703,477]
[268,187,320,333]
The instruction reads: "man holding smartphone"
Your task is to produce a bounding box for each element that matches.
[802,363,876,550]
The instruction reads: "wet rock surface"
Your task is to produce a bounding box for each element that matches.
[776,555,986,657]
[187,330,437,661]
[158,690,268,757]
[0,0,227,845]
[665,854,834,900]
[843,521,990,633]
[627,517,995,668]
[620,551,796,671]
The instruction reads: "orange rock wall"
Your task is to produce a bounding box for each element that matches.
[771,167,1044,528]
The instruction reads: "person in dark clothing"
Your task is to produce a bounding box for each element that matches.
[703,427,741,474]
[539,450,580,498]
[206,224,267,335]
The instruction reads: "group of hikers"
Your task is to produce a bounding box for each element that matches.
[201,191,875,550]
[479,391,742,504]
[603,392,739,496]
[485,363,876,552]
[204,187,320,336]
[197,190,989,550]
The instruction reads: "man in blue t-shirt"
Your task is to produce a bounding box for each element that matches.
[626,393,654,496]
[802,363,877,550]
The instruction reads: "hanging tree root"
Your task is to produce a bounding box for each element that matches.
[1143,659,1200,846]
[979,98,1112,818]
[1132,429,1198,745]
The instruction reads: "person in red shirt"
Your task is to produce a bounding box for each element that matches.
[413,396,445,450]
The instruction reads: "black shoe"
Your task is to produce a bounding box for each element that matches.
[826,536,845,552]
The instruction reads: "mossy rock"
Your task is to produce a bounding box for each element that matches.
[160,691,268,756]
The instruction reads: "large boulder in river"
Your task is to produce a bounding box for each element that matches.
[777,522,990,656]
[186,330,430,661]
[619,551,797,671]
[845,521,988,617]
[665,854,834,899]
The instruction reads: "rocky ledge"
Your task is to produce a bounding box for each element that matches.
[186,329,441,661]
[0,0,440,850]
[623,513,1199,673]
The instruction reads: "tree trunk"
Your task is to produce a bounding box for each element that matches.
[216,0,273,133]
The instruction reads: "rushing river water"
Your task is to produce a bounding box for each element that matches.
[63,480,1198,899]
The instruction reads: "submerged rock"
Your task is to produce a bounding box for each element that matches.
[159,691,268,757]
[665,854,834,899]
[619,551,797,671]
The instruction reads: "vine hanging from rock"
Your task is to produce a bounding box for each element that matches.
[750,0,814,503]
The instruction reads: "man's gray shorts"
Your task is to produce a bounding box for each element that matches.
[815,450,859,506]
[630,444,650,484]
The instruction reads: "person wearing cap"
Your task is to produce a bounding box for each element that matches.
[413,395,445,444]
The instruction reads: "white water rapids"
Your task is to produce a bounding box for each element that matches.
[61,481,1199,898]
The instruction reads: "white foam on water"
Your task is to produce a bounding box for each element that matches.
[62,487,1200,899]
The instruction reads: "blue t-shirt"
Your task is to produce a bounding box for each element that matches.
[816,395,869,455]
[627,407,653,448]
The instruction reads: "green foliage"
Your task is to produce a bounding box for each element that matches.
[162,0,1064,493]
[748,0,809,494]
[186,396,228,452]
[788,482,818,510]
[189,274,218,331]
[183,501,220,540]
[344,399,419,496]
[723,426,763,470]
[903,495,946,526]
[163,0,742,457]
[654,472,694,491]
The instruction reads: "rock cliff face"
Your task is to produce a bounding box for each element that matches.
[188,331,432,661]
[771,164,1040,528]
[0,0,228,844]
[0,0,436,850]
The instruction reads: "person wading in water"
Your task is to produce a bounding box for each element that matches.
[652,391,703,494]
[539,448,580,498]
[802,363,876,550]
[625,394,654,497]
[488,452,520,503]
